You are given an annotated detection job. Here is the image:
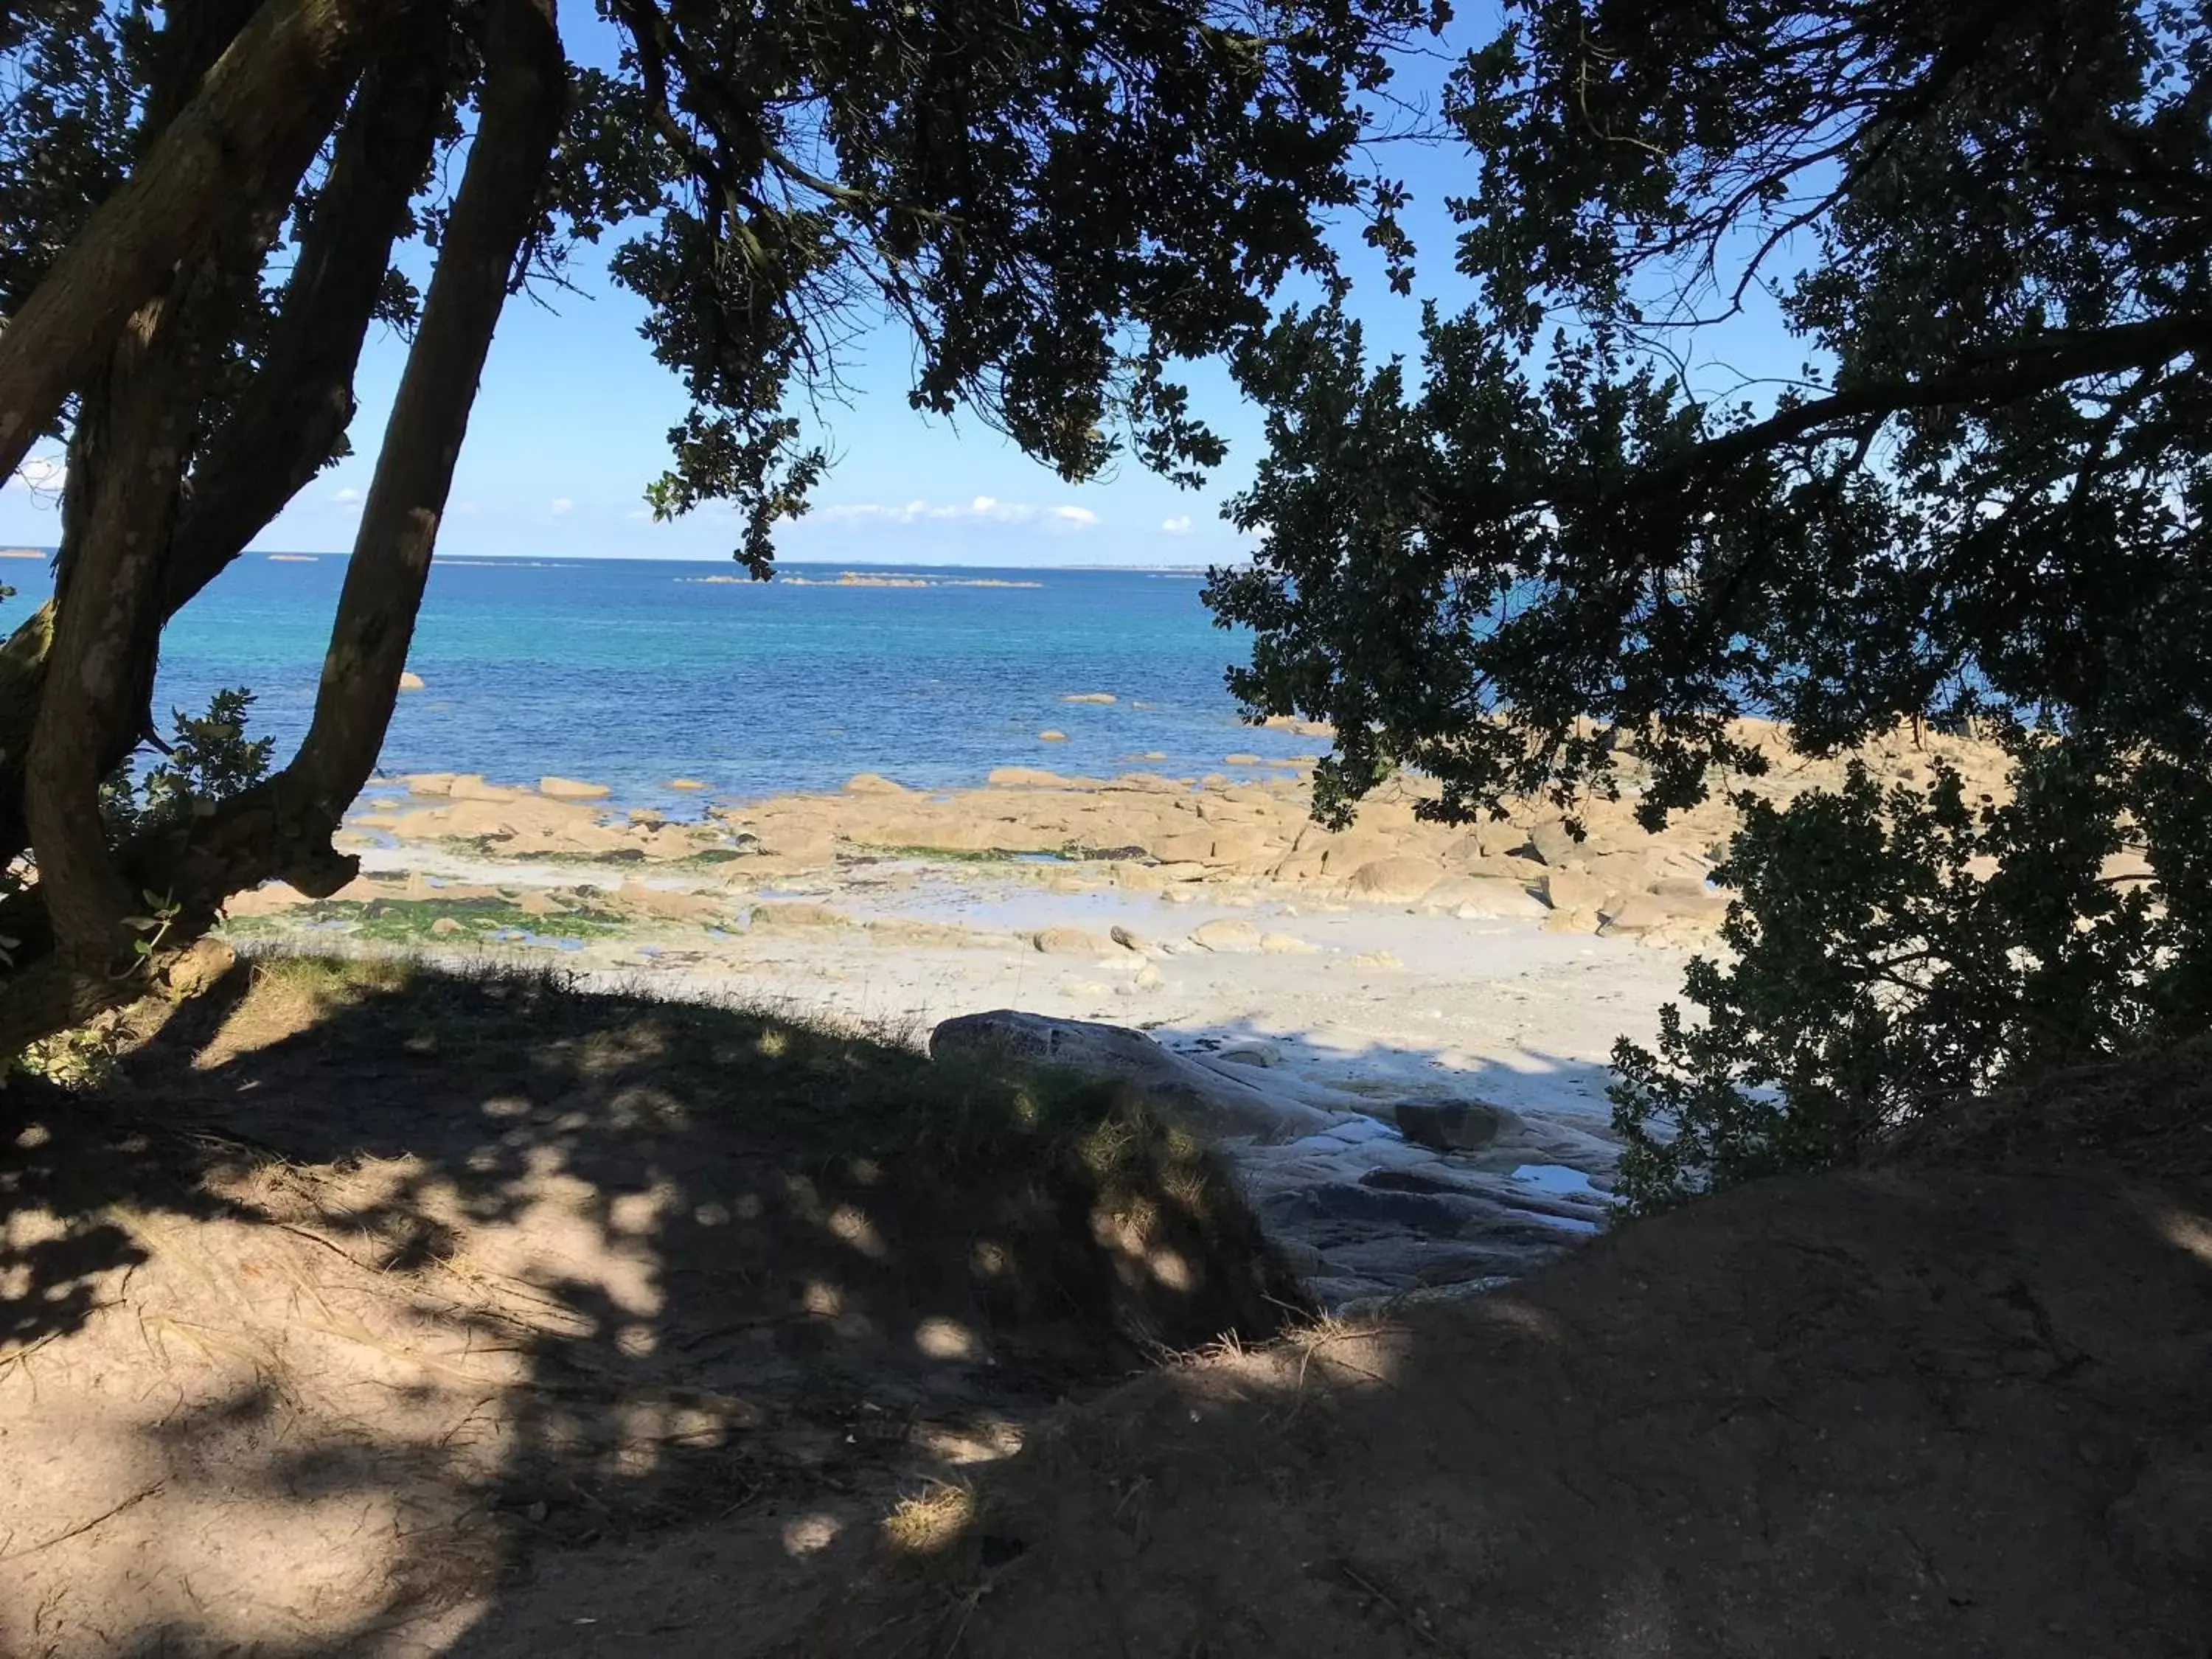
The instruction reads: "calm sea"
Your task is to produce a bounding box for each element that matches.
[0,554,1318,812]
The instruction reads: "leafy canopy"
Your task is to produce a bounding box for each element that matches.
[1209,0,2212,1202]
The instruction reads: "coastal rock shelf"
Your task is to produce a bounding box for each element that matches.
[209,715,2040,1310]
[931,1009,1615,1306]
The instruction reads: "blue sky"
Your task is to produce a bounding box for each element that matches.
[1,2,1800,566]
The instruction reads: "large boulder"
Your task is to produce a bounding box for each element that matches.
[1524,819,1583,866]
[1189,918,1264,953]
[1348,855,1450,903]
[1033,925,1119,956]
[928,1011,1336,1143]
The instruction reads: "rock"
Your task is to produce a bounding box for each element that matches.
[1062,692,1116,703]
[1189,918,1263,953]
[405,773,457,798]
[1037,729,1068,742]
[540,776,612,801]
[757,833,838,868]
[1223,753,1262,765]
[866,919,986,949]
[1541,869,1613,913]
[430,917,463,936]
[1260,1183,1484,1238]
[1395,1099,1516,1152]
[987,767,1068,787]
[668,778,709,790]
[223,882,316,919]
[1420,875,1548,919]
[1347,950,1403,970]
[516,890,564,917]
[397,669,426,692]
[844,773,911,795]
[1217,1040,1281,1068]
[928,1010,1336,1142]
[1525,821,1583,866]
[1648,875,1732,918]
[748,902,850,930]
[448,775,521,804]
[2114,1451,2212,1591]
[618,880,726,924]
[1541,906,1599,934]
[1032,925,1117,956]
[1133,963,1165,990]
[1109,925,1154,952]
[1349,856,1450,903]
[1259,932,1318,955]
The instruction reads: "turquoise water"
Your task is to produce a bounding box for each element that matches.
[0,556,1319,812]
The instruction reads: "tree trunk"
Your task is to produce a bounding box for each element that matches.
[0,0,392,487]
[0,13,450,872]
[0,0,563,1053]
[288,0,566,815]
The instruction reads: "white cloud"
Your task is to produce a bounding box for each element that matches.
[550,498,574,517]
[332,486,361,504]
[814,496,1099,532]
[1161,515,1192,535]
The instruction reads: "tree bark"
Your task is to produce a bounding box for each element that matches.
[288,0,566,815]
[167,14,452,615]
[0,14,450,870]
[0,0,392,487]
[0,0,560,1051]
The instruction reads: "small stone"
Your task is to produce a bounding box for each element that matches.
[667,778,708,790]
[397,669,426,692]
[430,917,463,936]
[1347,949,1402,970]
[1109,924,1152,952]
[844,773,911,795]
[1259,931,1318,954]
[1062,692,1116,703]
[1037,729,1068,742]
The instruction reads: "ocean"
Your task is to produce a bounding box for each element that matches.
[0,554,1320,812]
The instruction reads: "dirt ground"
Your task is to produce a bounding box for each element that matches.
[813,1164,2212,1658]
[0,957,1295,1657]
[5,960,2211,1657]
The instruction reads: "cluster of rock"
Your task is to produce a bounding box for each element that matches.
[338,718,2023,945]
[931,1010,1621,1303]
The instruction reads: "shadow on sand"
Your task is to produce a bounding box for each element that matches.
[3,958,2210,1656]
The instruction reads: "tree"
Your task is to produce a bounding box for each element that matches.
[0,0,1440,1050]
[1209,0,2212,1203]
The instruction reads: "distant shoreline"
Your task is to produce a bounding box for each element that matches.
[0,546,1232,574]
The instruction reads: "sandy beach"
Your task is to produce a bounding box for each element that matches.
[218,717,2018,1304]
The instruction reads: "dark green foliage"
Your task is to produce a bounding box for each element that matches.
[1209,0,2212,1200]
[99,688,274,840]
[1607,734,2205,1209]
